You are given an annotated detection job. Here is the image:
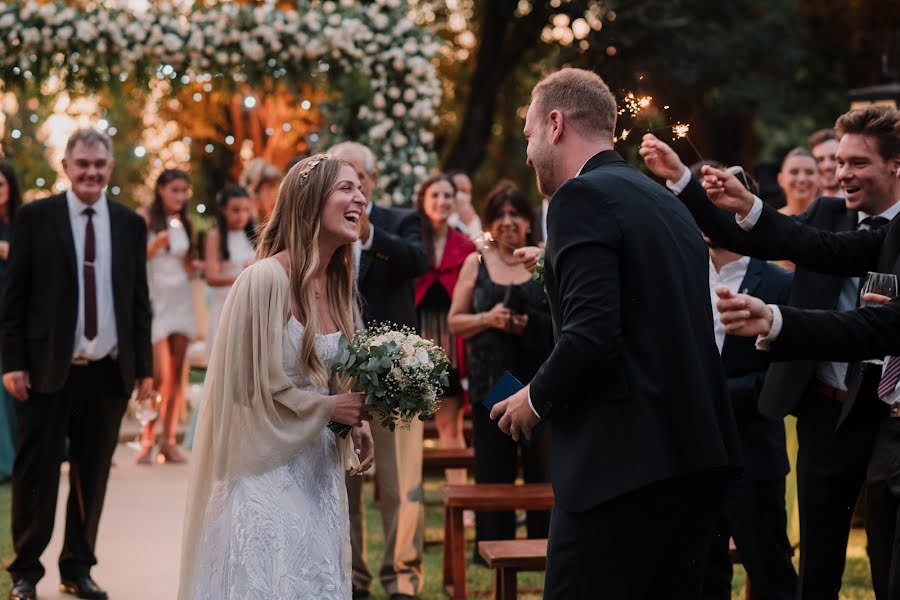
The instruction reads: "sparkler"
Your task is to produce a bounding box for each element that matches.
[474,231,521,264]
[620,92,653,118]
[670,122,704,162]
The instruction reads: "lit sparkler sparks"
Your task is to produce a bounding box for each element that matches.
[672,123,690,139]
[620,92,653,118]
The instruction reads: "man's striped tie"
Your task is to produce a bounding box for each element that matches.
[877,355,900,398]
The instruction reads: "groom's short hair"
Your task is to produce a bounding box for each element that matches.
[531,68,617,141]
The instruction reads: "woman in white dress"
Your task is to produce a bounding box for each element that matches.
[203,184,255,359]
[138,169,196,465]
[179,154,375,600]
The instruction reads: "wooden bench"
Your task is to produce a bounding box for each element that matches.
[423,447,475,473]
[478,539,547,600]
[424,419,473,442]
[442,483,554,599]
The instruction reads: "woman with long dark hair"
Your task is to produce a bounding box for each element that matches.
[414,174,476,484]
[204,183,256,359]
[0,160,22,481]
[137,168,196,465]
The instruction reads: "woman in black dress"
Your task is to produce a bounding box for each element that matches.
[448,180,552,554]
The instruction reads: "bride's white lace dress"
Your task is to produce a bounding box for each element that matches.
[190,317,351,599]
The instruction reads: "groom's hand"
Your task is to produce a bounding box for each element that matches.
[490,384,539,442]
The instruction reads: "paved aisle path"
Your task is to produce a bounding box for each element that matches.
[36,445,189,600]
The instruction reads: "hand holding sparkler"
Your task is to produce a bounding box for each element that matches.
[700,165,756,219]
[513,246,543,274]
[639,134,688,183]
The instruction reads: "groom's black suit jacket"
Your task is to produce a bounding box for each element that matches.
[529,151,742,513]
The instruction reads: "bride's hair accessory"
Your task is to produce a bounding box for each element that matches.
[295,153,334,183]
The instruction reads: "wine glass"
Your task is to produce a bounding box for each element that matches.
[126,388,162,451]
[860,272,898,365]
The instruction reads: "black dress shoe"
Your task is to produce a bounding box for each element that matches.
[59,576,107,600]
[388,595,419,600]
[8,579,37,600]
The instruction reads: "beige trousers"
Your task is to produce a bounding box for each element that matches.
[348,418,426,595]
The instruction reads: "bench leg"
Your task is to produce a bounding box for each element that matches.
[494,567,517,600]
[443,506,466,598]
[443,505,452,591]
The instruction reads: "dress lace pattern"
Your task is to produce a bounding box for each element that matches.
[190,320,350,599]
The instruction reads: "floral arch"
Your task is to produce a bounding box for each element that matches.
[0,0,442,206]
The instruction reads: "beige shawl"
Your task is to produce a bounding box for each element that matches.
[177,257,358,598]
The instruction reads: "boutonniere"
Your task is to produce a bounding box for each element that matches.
[532,249,545,285]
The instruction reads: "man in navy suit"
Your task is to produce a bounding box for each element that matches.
[702,235,797,599]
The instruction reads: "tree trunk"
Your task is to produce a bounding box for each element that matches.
[443,1,549,173]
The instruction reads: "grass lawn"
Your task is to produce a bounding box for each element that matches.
[0,477,876,599]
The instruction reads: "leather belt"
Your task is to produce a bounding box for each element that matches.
[814,381,849,403]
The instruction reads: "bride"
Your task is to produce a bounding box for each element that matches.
[178,154,375,599]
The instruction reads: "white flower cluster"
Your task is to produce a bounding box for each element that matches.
[334,323,449,431]
[0,0,441,206]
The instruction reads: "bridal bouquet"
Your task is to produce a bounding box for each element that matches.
[329,323,449,438]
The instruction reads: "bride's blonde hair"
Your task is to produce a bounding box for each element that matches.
[256,154,356,390]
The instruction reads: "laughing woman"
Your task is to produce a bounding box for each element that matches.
[414,174,476,484]
[179,155,374,600]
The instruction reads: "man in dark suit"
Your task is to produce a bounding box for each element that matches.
[329,142,428,600]
[702,105,900,599]
[641,115,900,599]
[1,129,153,600]
[491,68,742,599]
[702,241,797,600]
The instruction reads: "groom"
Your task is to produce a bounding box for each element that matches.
[492,68,742,598]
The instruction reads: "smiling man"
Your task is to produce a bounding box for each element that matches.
[692,105,900,599]
[641,105,900,600]
[1,129,153,600]
[492,68,741,599]
[809,129,842,198]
